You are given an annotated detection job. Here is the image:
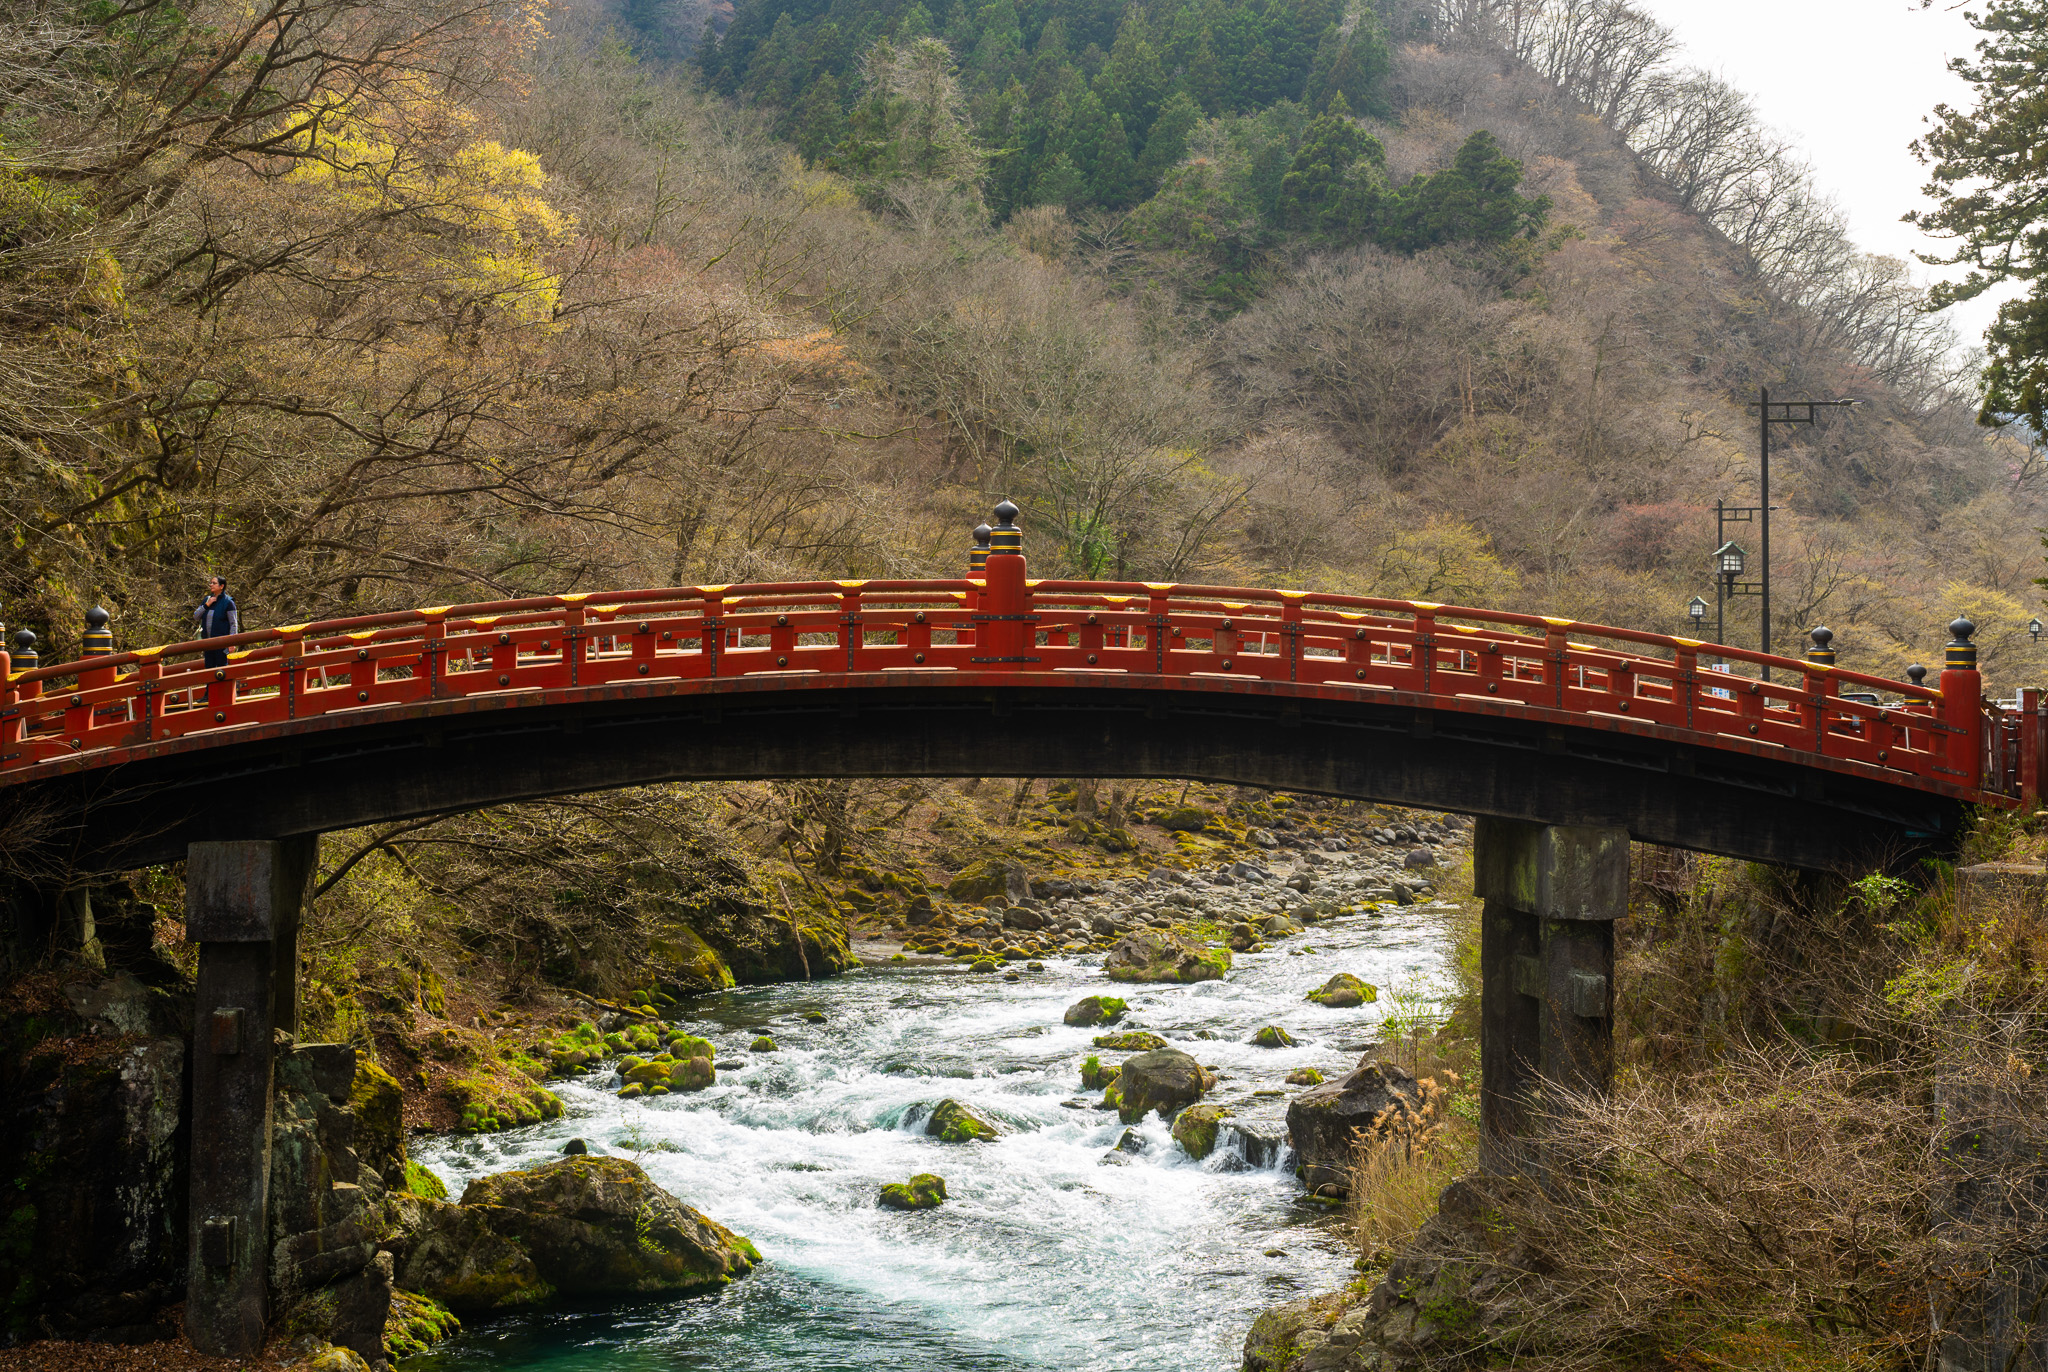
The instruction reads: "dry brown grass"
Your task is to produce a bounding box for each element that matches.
[1350,1067,1480,1268]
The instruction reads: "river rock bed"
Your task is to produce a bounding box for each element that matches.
[406,827,1467,1372]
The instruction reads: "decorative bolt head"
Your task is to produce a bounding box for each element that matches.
[214,711,225,723]
[776,655,789,667]
[356,690,368,702]
[993,500,1019,528]
[914,653,925,664]
[637,664,648,675]
[1087,653,1098,664]
[498,674,510,686]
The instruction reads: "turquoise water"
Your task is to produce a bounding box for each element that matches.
[409,904,1451,1371]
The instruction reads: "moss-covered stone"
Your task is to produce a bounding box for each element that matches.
[448,1072,564,1134]
[1285,1067,1325,1086]
[1306,973,1377,1008]
[1103,930,1231,984]
[349,1057,406,1182]
[1156,806,1216,832]
[1171,1102,1233,1160]
[1092,1030,1168,1051]
[877,1173,948,1210]
[751,1035,778,1052]
[1251,1026,1297,1048]
[403,1161,449,1201]
[1080,1055,1121,1089]
[1114,1049,1216,1124]
[1062,995,1128,1027]
[925,1098,999,1143]
[384,1289,461,1360]
[399,1158,757,1315]
[946,858,1023,903]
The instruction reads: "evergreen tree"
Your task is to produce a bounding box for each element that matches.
[1092,113,1141,206]
[1378,130,1547,253]
[1910,0,2048,427]
[1032,151,1088,206]
[1275,96,1384,240]
[1302,8,1391,115]
[790,72,848,164]
[1138,90,1202,183]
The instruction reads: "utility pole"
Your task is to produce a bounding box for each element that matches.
[1747,388,1857,680]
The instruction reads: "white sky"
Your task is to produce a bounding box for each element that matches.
[1636,0,2013,352]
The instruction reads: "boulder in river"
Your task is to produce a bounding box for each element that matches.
[395,1157,758,1314]
[751,1035,778,1052]
[1110,1049,1216,1124]
[1306,973,1378,1008]
[1171,1102,1233,1160]
[947,858,1028,903]
[1062,994,1128,1027]
[877,1174,948,1210]
[1080,1055,1120,1089]
[1092,1030,1168,1051]
[1103,930,1230,984]
[1251,1026,1297,1049]
[1402,847,1437,870]
[1286,1059,1419,1198]
[1284,1067,1325,1086]
[926,1097,1000,1142]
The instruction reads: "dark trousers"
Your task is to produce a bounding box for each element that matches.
[204,648,227,668]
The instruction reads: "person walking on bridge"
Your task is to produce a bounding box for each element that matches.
[193,575,238,668]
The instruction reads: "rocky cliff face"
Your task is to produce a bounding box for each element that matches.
[0,971,189,1343]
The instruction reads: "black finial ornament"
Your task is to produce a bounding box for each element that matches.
[82,606,113,657]
[969,522,992,574]
[1907,664,1928,687]
[1947,617,1978,671]
[989,500,1022,556]
[12,628,36,670]
[1806,626,1836,666]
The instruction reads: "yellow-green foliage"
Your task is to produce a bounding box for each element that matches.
[403,1160,450,1200]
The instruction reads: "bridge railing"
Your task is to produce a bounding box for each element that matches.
[0,562,2008,802]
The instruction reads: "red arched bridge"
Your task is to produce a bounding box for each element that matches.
[7,503,2043,1358]
[0,506,2037,872]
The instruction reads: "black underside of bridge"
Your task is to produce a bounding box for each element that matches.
[22,682,1962,872]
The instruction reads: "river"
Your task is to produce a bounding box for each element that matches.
[409,899,1454,1372]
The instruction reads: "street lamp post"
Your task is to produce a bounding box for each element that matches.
[1712,539,1749,656]
[1687,596,1708,638]
[2030,617,2041,646]
[1748,388,1857,679]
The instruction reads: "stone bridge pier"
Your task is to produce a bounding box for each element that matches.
[1473,817,1627,1176]
[182,836,316,1357]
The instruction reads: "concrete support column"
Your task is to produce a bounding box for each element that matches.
[1474,817,1627,1177]
[184,837,314,1357]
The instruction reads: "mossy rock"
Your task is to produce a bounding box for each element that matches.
[672,1055,715,1091]
[667,1034,717,1063]
[970,957,1002,973]
[403,1160,449,1201]
[349,1057,406,1182]
[751,1035,778,1053]
[926,1098,999,1143]
[1113,1049,1216,1125]
[877,1173,948,1211]
[1092,1030,1168,1051]
[1171,1102,1233,1160]
[1252,1026,1297,1049]
[1062,995,1128,1027]
[385,1289,462,1360]
[1156,806,1215,832]
[1080,1055,1120,1090]
[1306,973,1377,1008]
[1285,1067,1326,1086]
[619,1082,645,1099]
[947,858,1022,903]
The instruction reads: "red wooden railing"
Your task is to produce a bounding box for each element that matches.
[0,513,2028,806]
